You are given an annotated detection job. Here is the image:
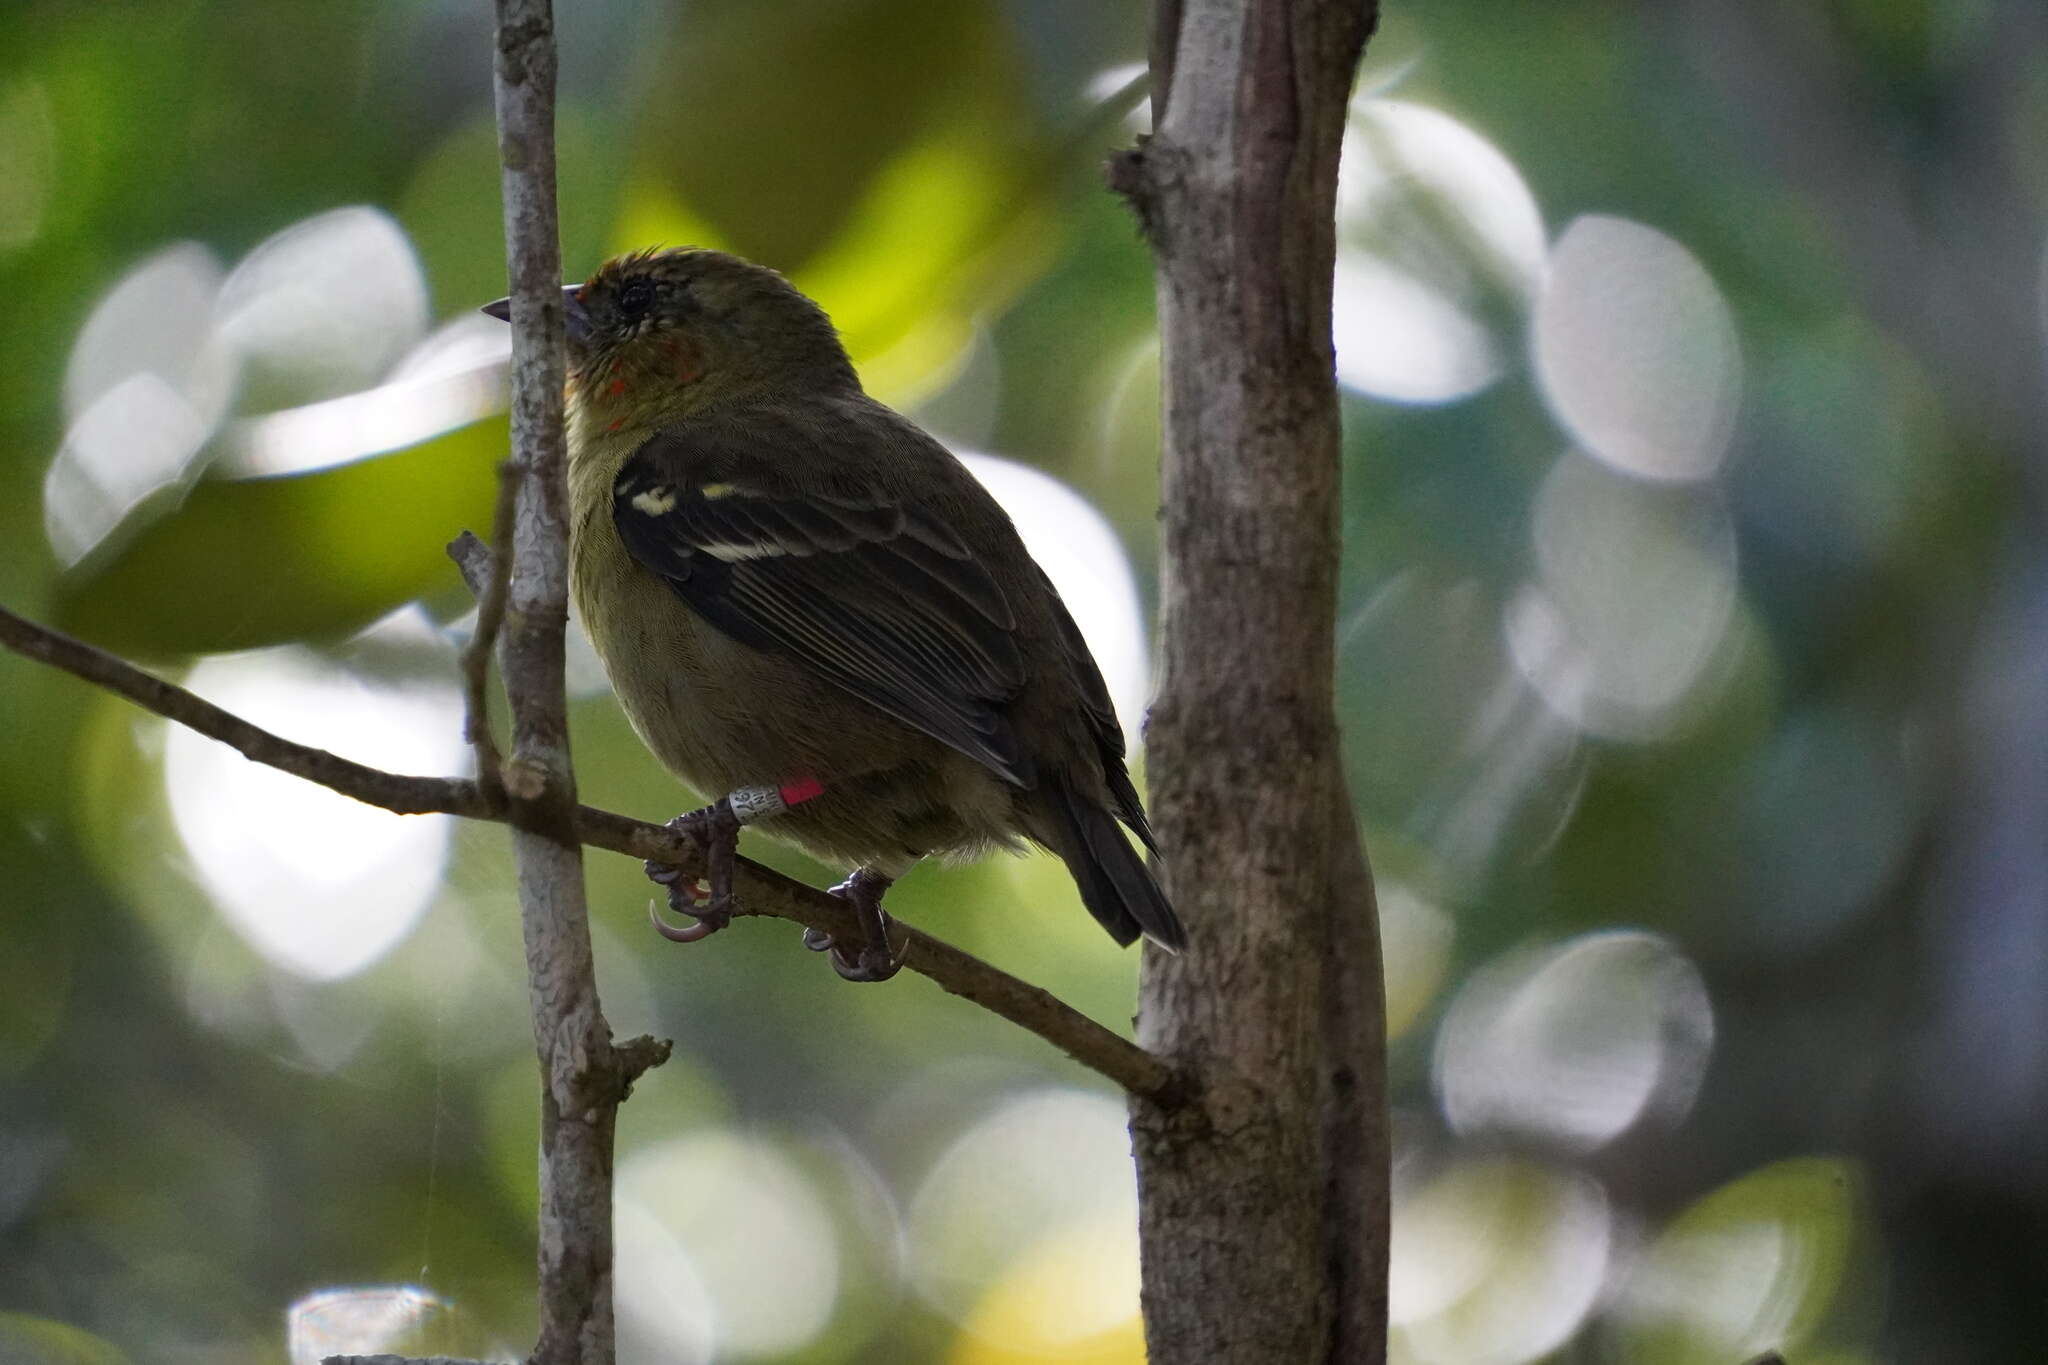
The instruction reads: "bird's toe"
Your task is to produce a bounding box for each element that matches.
[646,798,743,944]
[828,941,906,984]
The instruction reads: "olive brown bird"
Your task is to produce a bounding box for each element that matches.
[483,247,1183,981]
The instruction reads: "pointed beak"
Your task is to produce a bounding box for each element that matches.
[480,286,591,345]
[560,286,591,345]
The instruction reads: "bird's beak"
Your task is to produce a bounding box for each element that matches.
[560,286,591,345]
[480,286,592,345]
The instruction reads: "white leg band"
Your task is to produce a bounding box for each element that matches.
[727,785,788,825]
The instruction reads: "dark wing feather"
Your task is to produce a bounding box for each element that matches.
[612,447,1032,785]
[1034,565,1158,854]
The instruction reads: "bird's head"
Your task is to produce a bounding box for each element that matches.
[484,247,858,423]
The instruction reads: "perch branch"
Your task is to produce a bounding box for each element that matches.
[0,601,1178,1101]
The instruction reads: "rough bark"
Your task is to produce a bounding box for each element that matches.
[491,6,659,1362]
[1113,2,1388,1362]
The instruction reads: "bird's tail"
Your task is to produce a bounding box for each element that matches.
[1042,772,1186,952]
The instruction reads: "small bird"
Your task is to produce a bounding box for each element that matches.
[483,248,1182,981]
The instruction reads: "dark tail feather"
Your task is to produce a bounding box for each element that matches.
[1045,773,1186,952]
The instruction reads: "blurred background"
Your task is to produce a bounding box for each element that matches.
[1,0,2044,1361]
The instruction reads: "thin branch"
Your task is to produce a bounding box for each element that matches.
[449,530,496,600]
[579,801,1183,1100]
[0,601,1178,1101]
[456,466,517,813]
[491,3,636,1359]
[0,602,481,818]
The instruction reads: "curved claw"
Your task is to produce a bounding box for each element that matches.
[643,859,705,896]
[649,898,726,943]
[820,866,904,984]
[828,939,908,983]
[801,926,835,953]
[644,798,742,946]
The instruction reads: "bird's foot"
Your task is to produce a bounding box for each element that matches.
[802,867,905,983]
[646,798,741,943]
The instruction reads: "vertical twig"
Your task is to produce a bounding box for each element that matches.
[1110,1,1387,1362]
[490,6,665,1363]
[456,467,519,812]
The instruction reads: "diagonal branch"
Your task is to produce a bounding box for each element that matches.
[0,601,481,817]
[0,600,1178,1101]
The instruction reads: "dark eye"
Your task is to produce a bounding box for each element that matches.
[616,278,656,318]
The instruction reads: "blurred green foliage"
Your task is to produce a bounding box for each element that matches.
[54,416,505,656]
[3,1,2045,1363]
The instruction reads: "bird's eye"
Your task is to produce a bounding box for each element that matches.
[616,278,656,318]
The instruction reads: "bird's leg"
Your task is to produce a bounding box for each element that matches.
[646,778,827,945]
[802,867,905,983]
[645,798,741,942]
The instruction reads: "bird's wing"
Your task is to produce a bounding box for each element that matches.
[612,439,1032,786]
[1033,567,1159,855]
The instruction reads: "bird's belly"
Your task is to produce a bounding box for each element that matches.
[572,549,747,791]
[572,540,1020,870]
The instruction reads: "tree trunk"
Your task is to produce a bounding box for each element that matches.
[1112,2,1388,1361]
